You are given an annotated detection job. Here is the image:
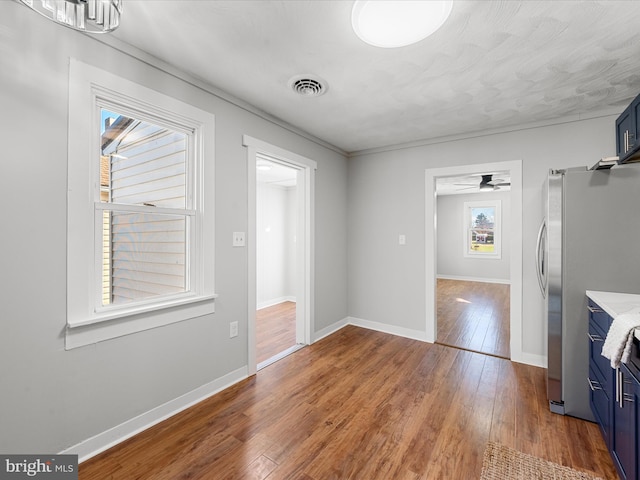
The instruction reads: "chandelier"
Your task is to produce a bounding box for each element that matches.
[19,0,122,33]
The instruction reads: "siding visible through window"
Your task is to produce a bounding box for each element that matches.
[66,59,216,347]
[102,114,188,306]
[100,155,111,305]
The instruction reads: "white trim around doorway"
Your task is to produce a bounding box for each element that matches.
[243,135,316,376]
[425,160,524,363]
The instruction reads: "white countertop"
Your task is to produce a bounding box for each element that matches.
[586,290,640,318]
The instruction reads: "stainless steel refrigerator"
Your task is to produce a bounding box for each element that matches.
[536,164,640,421]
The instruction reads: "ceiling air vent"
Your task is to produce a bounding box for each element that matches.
[289,75,328,97]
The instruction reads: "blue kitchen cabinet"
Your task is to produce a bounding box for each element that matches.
[616,93,640,164]
[611,363,638,480]
[588,300,613,449]
[617,103,634,160]
[588,298,639,480]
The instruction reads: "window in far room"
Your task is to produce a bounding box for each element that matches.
[463,200,501,259]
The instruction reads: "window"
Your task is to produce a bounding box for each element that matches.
[66,60,215,349]
[99,109,190,307]
[463,200,501,258]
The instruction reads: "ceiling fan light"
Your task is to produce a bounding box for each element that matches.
[351,0,452,48]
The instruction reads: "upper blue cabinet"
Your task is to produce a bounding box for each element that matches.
[616,93,640,164]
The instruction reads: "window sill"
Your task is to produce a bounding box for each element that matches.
[463,253,502,259]
[68,294,219,328]
[65,294,217,350]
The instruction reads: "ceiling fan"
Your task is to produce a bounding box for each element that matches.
[454,173,511,191]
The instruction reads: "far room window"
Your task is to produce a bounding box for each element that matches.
[463,200,501,258]
[67,59,216,349]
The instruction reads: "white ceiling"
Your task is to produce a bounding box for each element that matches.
[257,159,298,188]
[109,0,640,154]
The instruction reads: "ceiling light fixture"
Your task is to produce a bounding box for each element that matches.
[351,0,452,48]
[19,0,122,33]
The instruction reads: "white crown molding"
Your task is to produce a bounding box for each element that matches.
[349,108,621,158]
[86,33,348,157]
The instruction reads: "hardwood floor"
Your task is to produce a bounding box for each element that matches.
[79,326,617,480]
[256,302,297,364]
[436,278,510,358]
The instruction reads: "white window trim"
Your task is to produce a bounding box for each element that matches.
[66,59,216,349]
[463,200,501,259]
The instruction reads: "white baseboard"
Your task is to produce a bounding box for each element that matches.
[437,274,511,285]
[314,316,430,344]
[63,366,249,463]
[347,317,429,342]
[257,296,296,310]
[313,317,349,342]
[345,316,548,369]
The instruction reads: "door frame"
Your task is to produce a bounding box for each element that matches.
[424,159,523,362]
[244,135,316,376]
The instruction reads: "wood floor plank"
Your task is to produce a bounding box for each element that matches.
[514,362,543,453]
[436,278,510,358]
[257,301,296,364]
[242,455,278,480]
[488,360,517,448]
[422,351,489,479]
[79,325,617,480]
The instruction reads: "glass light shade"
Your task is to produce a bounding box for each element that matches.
[352,0,452,48]
[20,0,122,33]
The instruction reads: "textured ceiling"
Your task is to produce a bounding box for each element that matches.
[108,0,640,153]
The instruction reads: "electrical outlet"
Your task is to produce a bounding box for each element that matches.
[233,232,245,247]
[230,321,238,338]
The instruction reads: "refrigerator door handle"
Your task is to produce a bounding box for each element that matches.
[536,218,547,298]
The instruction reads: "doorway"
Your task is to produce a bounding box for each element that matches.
[256,158,301,368]
[244,135,316,376]
[434,172,512,358]
[425,160,523,362]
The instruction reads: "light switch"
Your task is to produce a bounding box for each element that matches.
[233,232,245,247]
[399,234,406,245]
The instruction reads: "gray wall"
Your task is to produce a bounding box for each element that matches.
[437,191,511,282]
[257,183,297,308]
[348,114,616,359]
[0,2,347,454]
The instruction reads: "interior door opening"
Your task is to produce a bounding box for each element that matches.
[256,157,304,369]
[426,160,523,363]
[244,135,316,376]
[433,170,512,358]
